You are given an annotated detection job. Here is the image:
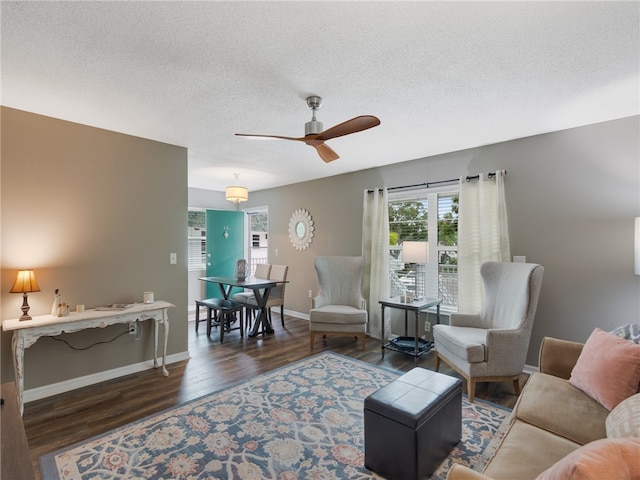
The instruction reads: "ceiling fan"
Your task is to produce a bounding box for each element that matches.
[235,96,380,163]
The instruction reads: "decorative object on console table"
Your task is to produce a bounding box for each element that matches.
[9,270,41,321]
[51,288,61,316]
[403,241,429,301]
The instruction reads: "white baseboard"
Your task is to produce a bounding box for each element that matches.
[523,363,538,375]
[24,351,191,403]
[283,308,308,321]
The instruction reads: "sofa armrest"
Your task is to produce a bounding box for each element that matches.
[446,464,494,480]
[538,336,584,379]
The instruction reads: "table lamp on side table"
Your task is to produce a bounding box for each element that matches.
[403,241,429,301]
[9,269,41,321]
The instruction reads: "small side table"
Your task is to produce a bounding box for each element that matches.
[380,296,442,365]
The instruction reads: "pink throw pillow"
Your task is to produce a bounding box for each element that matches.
[535,438,640,480]
[569,328,640,410]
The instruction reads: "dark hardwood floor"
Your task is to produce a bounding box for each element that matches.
[23,313,527,479]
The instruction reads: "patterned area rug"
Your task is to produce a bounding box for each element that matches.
[40,352,510,479]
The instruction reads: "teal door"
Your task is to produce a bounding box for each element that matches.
[205,209,245,298]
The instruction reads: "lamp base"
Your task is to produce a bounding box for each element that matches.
[19,293,32,321]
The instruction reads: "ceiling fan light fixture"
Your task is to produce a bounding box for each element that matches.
[225,174,248,203]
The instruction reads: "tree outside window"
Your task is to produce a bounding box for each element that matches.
[389,191,458,309]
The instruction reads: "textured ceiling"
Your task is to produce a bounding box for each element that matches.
[2,1,638,193]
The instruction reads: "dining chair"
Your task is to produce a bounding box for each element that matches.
[243,264,289,330]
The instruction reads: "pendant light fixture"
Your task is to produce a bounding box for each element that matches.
[225,173,248,204]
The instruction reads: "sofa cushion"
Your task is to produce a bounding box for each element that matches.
[483,419,580,480]
[606,393,640,438]
[569,328,640,410]
[535,437,640,480]
[514,372,608,445]
[610,323,640,344]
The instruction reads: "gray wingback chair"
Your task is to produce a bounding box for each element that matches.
[309,256,368,349]
[433,261,544,402]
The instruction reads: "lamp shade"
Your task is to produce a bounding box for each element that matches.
[635,217,640,275]
[403,241,429,264]
[225,185,249,203]
[10,269,41,293]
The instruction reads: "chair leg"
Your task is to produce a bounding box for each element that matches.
[513,378,521,396]
[206,307,213,337]
[195,304,201,333]
[434,353,440,371]
[359,333,366,350]
[467,378,476,403]
[280,305,285,327]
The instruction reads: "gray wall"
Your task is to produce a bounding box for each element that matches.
[196,115,639,366]
[1,107,189,388]
[4,108,633,394]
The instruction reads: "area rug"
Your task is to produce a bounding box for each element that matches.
[40,352,510,480]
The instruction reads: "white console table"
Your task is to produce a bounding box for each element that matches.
[2,300,173,415]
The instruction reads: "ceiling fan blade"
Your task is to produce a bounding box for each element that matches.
[315,115,380,142]
[313,143,340,163]
[235,133,305,142]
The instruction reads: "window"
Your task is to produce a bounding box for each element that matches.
[188,209,206,271]
[388,188,458,310]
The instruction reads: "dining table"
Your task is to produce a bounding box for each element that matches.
[198,275,284,337]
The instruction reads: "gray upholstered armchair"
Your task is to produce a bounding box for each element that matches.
[433,261,544,402]
[309,256,368,349]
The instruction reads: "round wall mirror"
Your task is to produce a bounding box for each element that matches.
[288,209,314,251]
[296,221,306,238]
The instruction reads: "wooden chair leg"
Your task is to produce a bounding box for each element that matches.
[195,304,201,333]
[467,378,476,403]
[513,378,521,396]
[434,354,440,371]
[280,305,285,327]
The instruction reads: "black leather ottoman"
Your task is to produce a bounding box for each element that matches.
[364,367,462,479]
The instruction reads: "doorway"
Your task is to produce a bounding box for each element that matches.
[244,206,269,275]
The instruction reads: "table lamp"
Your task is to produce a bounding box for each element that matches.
[10,269,41,321]
[403,241,429,301]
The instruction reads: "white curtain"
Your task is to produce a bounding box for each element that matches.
[362,188,390,339]
[457,170,511,313]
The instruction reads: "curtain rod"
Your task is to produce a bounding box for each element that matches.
[367,170,506,193]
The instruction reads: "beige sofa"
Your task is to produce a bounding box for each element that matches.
[447,336,640,480]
